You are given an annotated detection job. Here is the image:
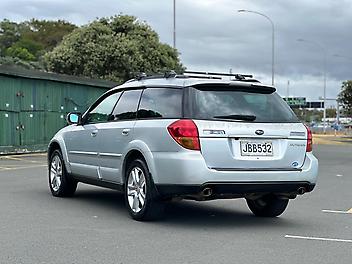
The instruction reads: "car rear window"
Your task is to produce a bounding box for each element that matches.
[191,86,299,123]
[137,88,182,119]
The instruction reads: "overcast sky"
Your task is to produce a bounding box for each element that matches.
[1,0,352,104]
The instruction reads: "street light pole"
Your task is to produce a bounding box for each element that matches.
[297,38,327,133]
[238,10,275,86]
[173,0,176,49]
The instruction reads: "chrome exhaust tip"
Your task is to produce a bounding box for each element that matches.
[202,187,213,197]
[297,187,306,195]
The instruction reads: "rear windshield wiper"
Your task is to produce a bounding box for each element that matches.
[213,114,256,121]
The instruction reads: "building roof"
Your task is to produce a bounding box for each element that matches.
[0,65,119,89]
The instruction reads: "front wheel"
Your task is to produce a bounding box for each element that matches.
[246,195,289,217]
[49,149,77,197]
[124,159,165,221]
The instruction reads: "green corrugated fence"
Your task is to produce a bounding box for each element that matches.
[0,65,117,154]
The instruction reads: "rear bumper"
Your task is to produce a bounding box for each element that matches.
[156,181,315,199]
[150,151,318,185]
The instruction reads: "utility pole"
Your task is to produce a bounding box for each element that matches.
[173,0,176,49]
[286,80,290,98]
[336,100,340,125]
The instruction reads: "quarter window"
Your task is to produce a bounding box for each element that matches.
[112,90,142,121]
[137,88,183,119]
[86,92,121,123]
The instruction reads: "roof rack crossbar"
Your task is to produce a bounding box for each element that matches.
[181,75,222,80]
[184,70,253,78]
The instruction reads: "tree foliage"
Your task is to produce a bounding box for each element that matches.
[0,19,26,56]
[0,19,76,64]
[5,46,35,61]
[338,80,352,117]
[0,56,43,70]
[44,15,184,83]
[325,108,337,118]
[293,108,323,122]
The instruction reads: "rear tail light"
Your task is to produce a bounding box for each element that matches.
[305,125,313,152]
[167,119,200,151]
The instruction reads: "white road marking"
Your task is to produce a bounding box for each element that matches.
[322,209,351,214]
[3,153,46,158]
[336,174,343,177]
[1,156,42,163]
[285,235,352,243]
[3,156,23,161]
[0,164,47,171]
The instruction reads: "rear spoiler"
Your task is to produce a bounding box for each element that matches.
[192,83,276,93]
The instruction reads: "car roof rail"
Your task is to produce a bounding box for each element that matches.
[125,70,179,83]
[183,70,256,81]
[124,70,260,83]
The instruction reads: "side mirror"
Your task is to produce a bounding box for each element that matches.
[66,112,81,125]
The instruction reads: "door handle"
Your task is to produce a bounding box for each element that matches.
[91,130,98,137]
[122,128,130,136]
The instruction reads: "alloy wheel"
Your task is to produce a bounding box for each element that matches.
[127,167,146,213]
[50,155,62,192]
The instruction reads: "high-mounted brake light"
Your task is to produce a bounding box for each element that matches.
[167,119,200,151]
[305,125,313,152]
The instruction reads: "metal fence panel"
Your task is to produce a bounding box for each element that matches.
[0,111,20,149]
[0,72,111,154]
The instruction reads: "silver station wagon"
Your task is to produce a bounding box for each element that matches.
[47,71,318,221]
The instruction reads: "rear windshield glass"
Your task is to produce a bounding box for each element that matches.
[191,87,299,123]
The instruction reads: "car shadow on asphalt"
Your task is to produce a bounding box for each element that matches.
[72,187,301,229]
[161,201,301,229]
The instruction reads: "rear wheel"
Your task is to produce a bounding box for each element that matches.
[124,159,165,221]
[49,149,77,197]
[246,194,289,217]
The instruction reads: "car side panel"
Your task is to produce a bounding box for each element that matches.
[96,120,136,183]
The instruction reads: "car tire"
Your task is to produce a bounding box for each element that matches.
[246,195,289,217]
[124,159,165,221]
[48,149,77,197]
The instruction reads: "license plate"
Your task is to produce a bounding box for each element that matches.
[240,141,273,156]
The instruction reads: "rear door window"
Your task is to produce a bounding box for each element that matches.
[191,86,299,123]
[111,89,142,121]
[137,88,183,119]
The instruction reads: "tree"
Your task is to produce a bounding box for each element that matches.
[0,56,43,70]
[338,80,352,117]
[5,46,35,61]
[293,108,323,123]
[0,19,76,66]
[44,15,184,83]
[326,107,336,118]
[22,19,77,53]
[0,19,27,56]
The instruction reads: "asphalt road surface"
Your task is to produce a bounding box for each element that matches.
[0,145,351,264]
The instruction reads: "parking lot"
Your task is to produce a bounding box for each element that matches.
[0,145,351,264]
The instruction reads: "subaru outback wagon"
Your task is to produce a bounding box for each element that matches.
[47,71,318,221]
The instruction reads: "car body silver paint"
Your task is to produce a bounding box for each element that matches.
[48,77,318,192]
